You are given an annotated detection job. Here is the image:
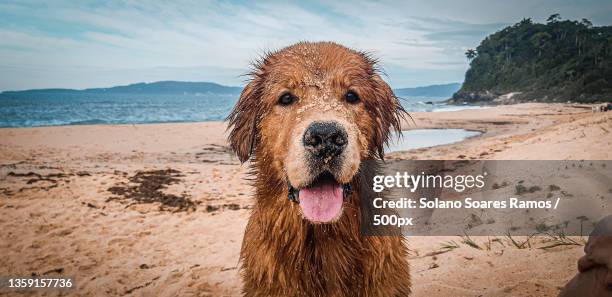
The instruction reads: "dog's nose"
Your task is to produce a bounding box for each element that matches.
[303,122,348,158]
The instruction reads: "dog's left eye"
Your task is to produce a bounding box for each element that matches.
[345,91,360,104]
[278,93,296,106]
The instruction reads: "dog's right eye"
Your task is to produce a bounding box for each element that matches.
[278,93,296,106]
[345,91,360,104]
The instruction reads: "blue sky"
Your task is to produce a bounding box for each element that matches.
[1,0,611,91]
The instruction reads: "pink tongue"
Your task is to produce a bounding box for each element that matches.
[298,182,343,223]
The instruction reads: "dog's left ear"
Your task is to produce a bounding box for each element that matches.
[226,77,263,163]
[369,74,406,160]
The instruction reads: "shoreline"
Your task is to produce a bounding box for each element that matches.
[1,102,611,296]
[0,102,487,129]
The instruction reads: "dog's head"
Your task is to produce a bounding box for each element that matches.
[228,42,405,223]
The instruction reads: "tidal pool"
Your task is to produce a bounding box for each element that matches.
[385,129,482,153]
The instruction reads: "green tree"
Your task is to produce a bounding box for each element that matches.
[465,49,478,61]
[530,32,552,57]
[581,18,593,28]
[519,18,533,26]
[547,13,561,24]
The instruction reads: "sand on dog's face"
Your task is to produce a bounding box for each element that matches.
[260,44,372,191]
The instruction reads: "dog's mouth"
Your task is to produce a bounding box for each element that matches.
[288,171,352,223]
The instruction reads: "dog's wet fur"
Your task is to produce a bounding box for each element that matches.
[227,42,411,296]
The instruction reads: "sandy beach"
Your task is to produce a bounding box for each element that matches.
[1,103,611,297]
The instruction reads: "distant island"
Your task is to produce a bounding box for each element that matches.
[394,83,461,98]
[451,15,612,104]
[0,81,243,96]
[1,81,461,98]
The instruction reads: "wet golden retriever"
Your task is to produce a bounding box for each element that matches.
[227,41,411,296]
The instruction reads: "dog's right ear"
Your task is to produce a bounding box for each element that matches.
[226,77,263,163]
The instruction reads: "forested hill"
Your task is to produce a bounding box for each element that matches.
[451,15,612,104]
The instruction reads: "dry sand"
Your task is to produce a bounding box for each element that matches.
[0,103,610,296]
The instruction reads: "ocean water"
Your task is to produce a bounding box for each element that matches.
[0,93,238,128]
[385,129,483,153]
[0,93,478,128]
